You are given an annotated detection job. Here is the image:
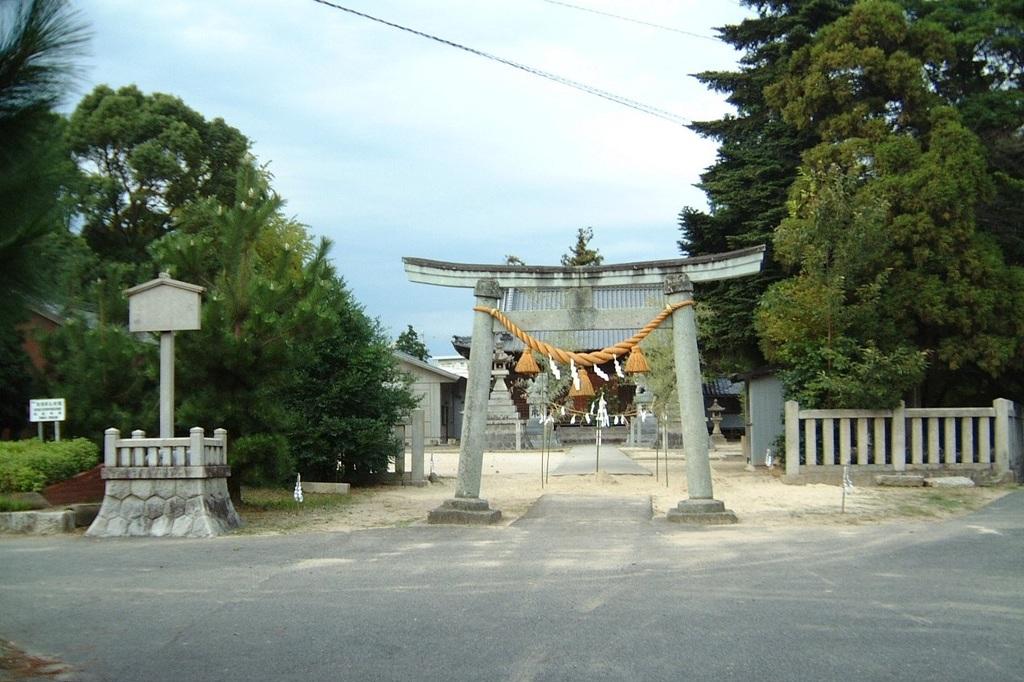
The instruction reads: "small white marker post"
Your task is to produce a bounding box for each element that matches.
[842,465,854,513]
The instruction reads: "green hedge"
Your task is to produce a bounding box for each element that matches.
[0,438,100,493]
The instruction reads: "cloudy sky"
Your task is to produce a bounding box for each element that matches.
[71,0,751,356]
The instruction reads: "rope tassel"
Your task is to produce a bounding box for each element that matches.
[514,349,540,375]
[569,368,595,397]
[623,346,650,374]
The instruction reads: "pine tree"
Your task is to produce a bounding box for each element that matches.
[0,0,88,328]
[561,227,604,266]
[395,325,429,362]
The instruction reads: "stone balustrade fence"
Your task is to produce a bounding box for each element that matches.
[784,399,1022,481]
[104,427,227,468]
[89,426,239,538]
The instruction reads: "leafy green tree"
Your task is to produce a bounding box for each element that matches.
[0,324,34,437]
[41,316,157,438]
[394,325,429,362]
[903,0,1024,265]
[66,84,250,263]
[762,0,1024,405]
[678,0,854,373]
[285,286,418,482]
[756,166,926,407]
[561,227,604,266]
[153,162,417,491]
[639,331,679,424]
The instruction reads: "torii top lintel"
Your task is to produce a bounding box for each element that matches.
[403,245,765,289]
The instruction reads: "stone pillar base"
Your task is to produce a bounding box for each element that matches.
[86,467,242,538]
[666,498,738,525]
[428,497,502,525]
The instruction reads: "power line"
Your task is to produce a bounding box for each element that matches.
[310,0,690,126]
[541,0,720,42]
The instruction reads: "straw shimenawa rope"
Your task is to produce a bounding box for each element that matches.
[472,301,693,368]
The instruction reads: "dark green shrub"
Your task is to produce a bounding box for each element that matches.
[0,438,100,492]
[230,433,295,487]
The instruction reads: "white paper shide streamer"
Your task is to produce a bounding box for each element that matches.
[294,473,304,503]
[549,355,561,380]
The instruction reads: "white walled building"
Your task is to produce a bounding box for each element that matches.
[394,351,464,445]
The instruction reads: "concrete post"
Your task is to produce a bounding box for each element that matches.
[159,331,175,438]
[664,275,736,524]
[189,427,204,466]
[54,421,60,442]
[131,429,146,467]
[429,279,502,524]
[785,401,801,477]
[214,428,228,466]
[994,398,1010,475]
[892,401,906,471]
[104,428,119,467]
[394,423,406,479]
[411,408,425,483]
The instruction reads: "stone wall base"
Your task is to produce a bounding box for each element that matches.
[0,510,74,535]
[666,498,738,525]
[484,422,519,450]
[428,497,502,525]
[87,476,241,538]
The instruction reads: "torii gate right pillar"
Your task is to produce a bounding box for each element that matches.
[665,274,738,524]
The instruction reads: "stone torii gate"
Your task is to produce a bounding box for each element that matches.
[404,245,765,524]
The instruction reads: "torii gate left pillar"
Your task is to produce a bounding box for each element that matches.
[427,279,503,524]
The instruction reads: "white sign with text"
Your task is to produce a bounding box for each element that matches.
[29,398,65,422]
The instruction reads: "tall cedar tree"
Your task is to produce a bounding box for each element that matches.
[902,0,1024,265]
[678,0,854,373]
[760,0,1024,406]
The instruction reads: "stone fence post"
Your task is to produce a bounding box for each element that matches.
[104,428,119,467]
[994,398,1010,475]
[785,400,800,477]
[892,401,906,471]
[190,427,205,466]
[410,408,424,483]
[215,428,228,466]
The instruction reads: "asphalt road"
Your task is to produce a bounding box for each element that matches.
[1,491,1022,681]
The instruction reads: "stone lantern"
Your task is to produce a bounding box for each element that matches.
[709,398,727,447]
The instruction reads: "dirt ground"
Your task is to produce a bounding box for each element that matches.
[237,446,1013,535]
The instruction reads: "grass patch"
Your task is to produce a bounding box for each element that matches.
[0,496,38,512]
[234,486,357,534]
[895,489,986,518]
